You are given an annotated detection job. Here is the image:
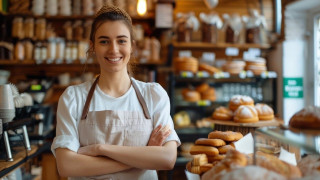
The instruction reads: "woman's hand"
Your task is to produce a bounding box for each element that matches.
[78,144,103,156]
[147,124,172,146]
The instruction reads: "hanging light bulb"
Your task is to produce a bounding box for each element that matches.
[137,0,147,16]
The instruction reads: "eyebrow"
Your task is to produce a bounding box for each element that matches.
[98,35,129,39]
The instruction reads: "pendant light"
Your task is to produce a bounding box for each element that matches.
[137,0,147,16]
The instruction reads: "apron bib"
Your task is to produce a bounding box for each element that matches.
[74,76,157,180]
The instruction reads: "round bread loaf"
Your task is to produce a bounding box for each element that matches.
[255,103,274,121]
[229,95,254,111]
[212,106,233,121]
[196,83,209,93]
[234,105,259,123]
[183,90,201,102]
[289,106,320,129]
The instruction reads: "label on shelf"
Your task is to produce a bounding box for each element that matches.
[260,71,277,78]
[202,52,215,62]
[248,48,261,57]
[197,100,211,106]
[225,47,239,56]
[239,71,246,79]
[246,70,254,78]
[180,71,194,78]
[214,72,230,79]
[179,50,192,57]
[196,71,210,78]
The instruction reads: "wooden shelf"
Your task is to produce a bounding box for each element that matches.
[172,42,271,50]
[5,13,155,21]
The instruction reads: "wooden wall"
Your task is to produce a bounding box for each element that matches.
[174,0,274,31]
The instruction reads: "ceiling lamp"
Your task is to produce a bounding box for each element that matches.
[137,0,147,16]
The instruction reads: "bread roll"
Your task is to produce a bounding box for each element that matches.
[208,131,243,141]
[195,138,226,147]
[190,145,219,156]
[289,106,320,130]
[229,95,254,111]
[212,106,233,121]
[233,105,259,123]
[255,103,274,120]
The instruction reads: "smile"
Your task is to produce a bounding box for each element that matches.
[105,57,122,62]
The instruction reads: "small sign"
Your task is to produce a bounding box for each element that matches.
[31,85,42,91]
[225,47,239,56]
[248,48,261,57]
[155,4,173,28]
[196,71,210,78]
[283,77,303,98]
[197,100,210,106]
[202,52,215,62]
[180,71,194,78]
[179,50,192,57]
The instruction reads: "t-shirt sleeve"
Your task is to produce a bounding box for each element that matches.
[51,86,80,157]
[149,83,181,147]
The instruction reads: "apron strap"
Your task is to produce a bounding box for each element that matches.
[131,79,151,119]
[81,75,100,120]
[81,75,151,120]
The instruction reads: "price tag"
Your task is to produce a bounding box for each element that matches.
[179,50,192,57]
[239,71,246,79]
[202,52,215,61]
[268,71,278,78]
[196,71,210,78]
[260,71,268,78]
[214,71,223,79]
[246,70,254,78]
[248,48,261,57]
[225,47,239,56]
[197,100,210,106]
[223,72,230,78]
[180,71,194,78]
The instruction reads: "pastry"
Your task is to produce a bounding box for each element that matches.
[199,63,220,74]
[174,56,199,74]
[192,154,208,166]
[200,163,214,173]
[203,166,287,180]
[218,145,235,154]
[289,106,320,130]
[229,95,254,111]
[297,154,320,176]
[183,90,201,102]
[190,145,219,156]
[201,149,248,180]
[247,151,302,178]
[201,87,216,101]
[208,131,243,141]
[196,83,209,93]
[191,165,201,174]
[207,154,226,163]
[255,103,274,120]
[195,138,226,147]
[212,106,233,121]
[234,105,259,123]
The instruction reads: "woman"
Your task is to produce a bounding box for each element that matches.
[51,5,181,180]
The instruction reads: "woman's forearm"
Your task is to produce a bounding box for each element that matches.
[98,141,177,170]
[55,148,132,177]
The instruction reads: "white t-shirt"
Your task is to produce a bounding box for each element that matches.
[51,77,181,156]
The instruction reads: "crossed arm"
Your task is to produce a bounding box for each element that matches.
[55,125,176,177]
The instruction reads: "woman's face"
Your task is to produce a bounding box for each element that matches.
[93,21,132,74]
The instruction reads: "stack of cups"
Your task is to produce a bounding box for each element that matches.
[59,0,72,16]
[46,0,58,16]
[32,0,45,16]
[0,84,15,124]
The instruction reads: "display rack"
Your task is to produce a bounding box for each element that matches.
[255,126,320,154]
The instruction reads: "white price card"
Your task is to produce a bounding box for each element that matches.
[196,71,210,78]
[155,4,173,28]
[180,71,194,78]
[279,147,297,166]
[248,48,261,57]
[239,71,247,79]
[246,70,254,77]
[225,47,239,56]
[185,170,200,180]
[179,50,192,57]
[202,52,215,61]
[234,133,254,154]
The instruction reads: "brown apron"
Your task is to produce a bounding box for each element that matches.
[74,76,157,180]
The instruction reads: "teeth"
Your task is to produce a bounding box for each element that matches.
[108,57,121,62]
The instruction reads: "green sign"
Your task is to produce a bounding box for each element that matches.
[283,77,303,98]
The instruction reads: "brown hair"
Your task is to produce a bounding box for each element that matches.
[87,5,137,74]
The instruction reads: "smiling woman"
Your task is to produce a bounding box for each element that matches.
[51,5,181,180]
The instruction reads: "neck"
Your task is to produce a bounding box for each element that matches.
[98,71,131,98]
